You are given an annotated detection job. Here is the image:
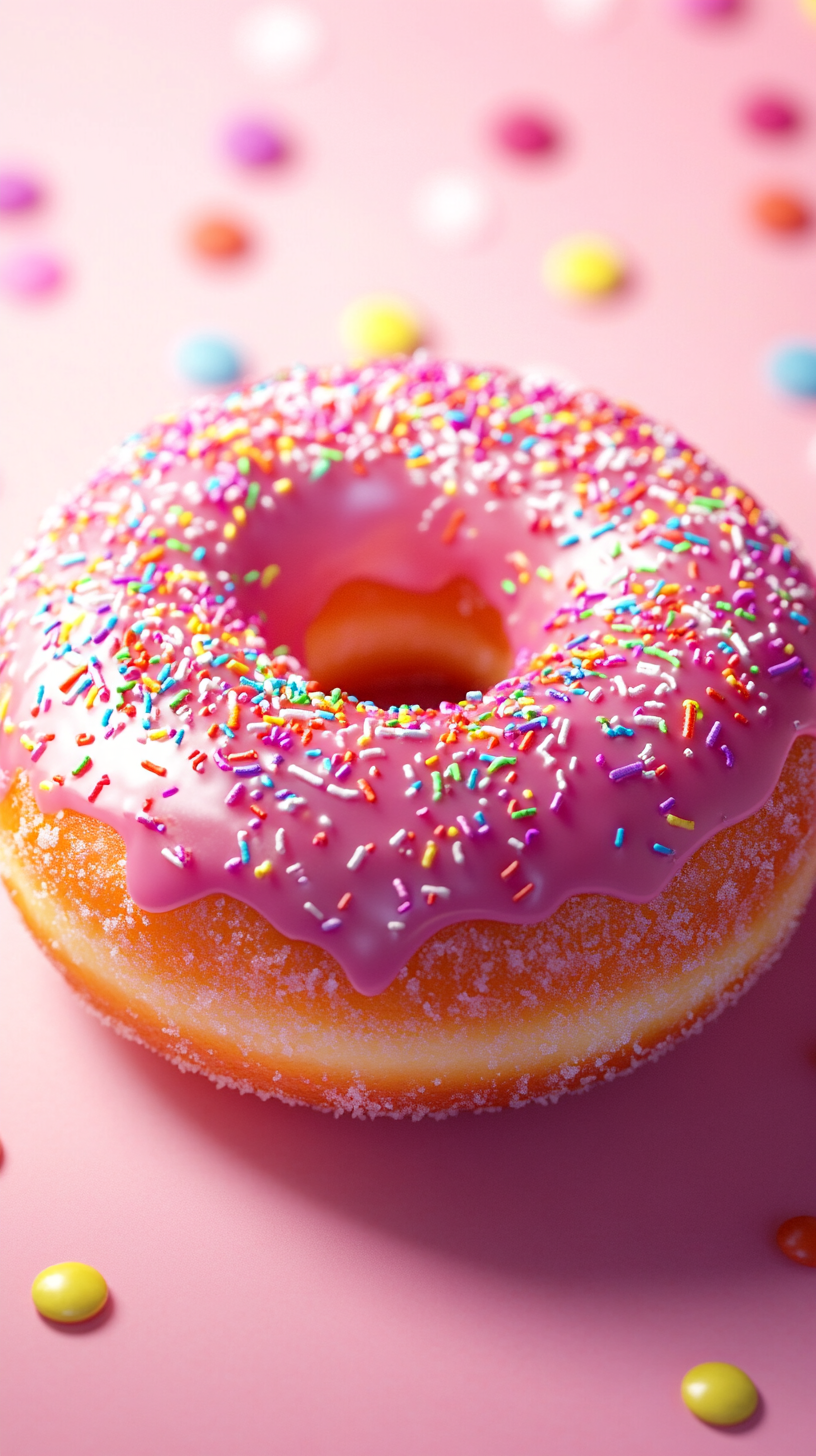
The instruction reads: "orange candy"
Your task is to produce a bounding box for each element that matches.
[750,190,811,234]
[776,1215,816,1267]
[188,215,251,260]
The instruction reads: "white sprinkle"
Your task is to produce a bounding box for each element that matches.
[347,845,368,871]
[421,884,451,898]
[359,746,386,759]
[387,921,406,932]
[636,661,660,677]
[161,848,185,869]
[588,685,604,702]
[234,4,324,80]
[557,717,570,747]
[569,756,578,771]
[288,763,323,787]
[389,828,407,847]
[556,769,567,792]
[452,841,465,865]
[275,827,286,855]
[304,901,325,921]
[326,783,361,799]
[412,171,493,250]
[285,862,302,875]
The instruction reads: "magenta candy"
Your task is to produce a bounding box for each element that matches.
[0,250,64,298]
[741,92,803,135]
[672,0,739,16]
[492,109,559,156]
[221,116,286,167]
[0,170,42,213]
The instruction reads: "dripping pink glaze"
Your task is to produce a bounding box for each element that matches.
[1,356,815,995]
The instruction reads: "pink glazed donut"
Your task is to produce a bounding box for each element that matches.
[1,356,815,1117]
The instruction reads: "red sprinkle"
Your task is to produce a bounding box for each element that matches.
[141,759,167,777]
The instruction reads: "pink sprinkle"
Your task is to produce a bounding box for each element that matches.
[0,250,64,299]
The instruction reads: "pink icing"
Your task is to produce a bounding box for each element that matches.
[1,356,814,995]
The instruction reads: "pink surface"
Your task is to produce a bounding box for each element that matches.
[1,0,816,1449]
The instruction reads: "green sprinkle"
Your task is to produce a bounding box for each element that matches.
[310,459,332,481]
[444,762,462,781]
[169,690,192,710]
[579,608,594,619]
[511,807,537,819]
[246,481,260,510]
[672,540,691,554]
[244,570,260,583]
[72,755,92,778]
[431,770,443,801]
[500,579,517,595]
[509,404,536,423]
[237,457,251,475]
[321,447,344,461]
[166,538,191,552]
[272,645,291,657]
[611,541,622,558]
[486,756,517,774]
[644,645,680,668]
[688,496,723,510]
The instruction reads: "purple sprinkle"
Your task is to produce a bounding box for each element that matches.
[768,656,801,677]
[546,689,570,702]
[721,744,735,768]
[162,786,179,798]
[801,666,815,688]
[604,654,627,666]
[225,782,244,805]
[224,856,242,872]
[320,918,342,932]
[658,797,676,815]
[222,116,287,167]
[397,901,411,915]
[609,762,644,782]
[233,763,262,777]
[213,749,232,771]
[524,827,540,847]
[595,753,606,766]
[0,170,42,213]
[706,720,722,747]
[550,791,563,812]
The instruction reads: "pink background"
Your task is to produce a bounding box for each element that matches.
[1,1,816,1450]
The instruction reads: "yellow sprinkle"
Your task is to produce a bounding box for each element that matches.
[536,565,553,581]
[85,685,99,709]
[543,233,625,300]
[20,733,35,752]
[39,781,52,791]
[148,728,170,740]
[273,477,293,495]
[442,481,458,495]
[224,522,237,540]
[666,813,695,830]
[0,686,11,722]
[680,1363,758,1427]
[261,564,280,588]
[254,860,274,879]
[31,1262,108,1324]
[232,505,246,524]
[421,841,437,869]
[446,826,458,837]
[339,293,423,361]
[425,755,439,766]
[4,720,16,734]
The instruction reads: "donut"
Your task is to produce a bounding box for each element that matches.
[1,356,815,1117]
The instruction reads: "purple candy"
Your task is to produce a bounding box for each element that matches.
[0,169,42,213]
[741,92,802,135]
[609,762,643,782]
[0,250,64,298]
[222,116,286,167]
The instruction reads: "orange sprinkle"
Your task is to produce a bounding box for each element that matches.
[357,778,376,803]
[441,508,466,545]
[512,883,534,902]
[141,760,167,777]
[500,859,519,879]
[337,893,352,911]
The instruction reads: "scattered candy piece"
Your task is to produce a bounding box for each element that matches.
[221,115,287,167]
[0,169,42,213]
[680,1362,758,1426]
[412,172,493,249]
[234,4,324,80]
[741,91,803,136]
[800,0,816,22]
[768,342,816,398]
[339,294,423,361]
[175,334,245,386]
[671,0,739,16]
[0,250,64,299]
[750,188,810,233]
[543,233,625,300]
[31,1262,108,1323]
[491,108,559,156]
[187,215,252,260]
[776,1214,816,1266]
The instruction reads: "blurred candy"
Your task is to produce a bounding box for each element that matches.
[234,5,323,80]
[543,233,625,299]
[768,343,816,398]
[541,0,621,28]
[491,109,559,156]
[799,0,816,22]
[412,172,493,249]
[31,1262,108,1324]
[741,92,803,135]
[188,215,252,260]
[340,295,423,361]
[222,116,286,167]
[776,1214,816,1266]
[0,169,42,213]
[750,189,810,233]
[175,334,245,386]
[0,250,63,298]
[671,0,739,16]
[681,1363,758,1426]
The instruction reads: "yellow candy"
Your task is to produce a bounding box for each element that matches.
[31,1262,108,1324]
[800,0,816,21]
[681,1362,758,1427]
[543,233,625,300]
[340,294,423,361]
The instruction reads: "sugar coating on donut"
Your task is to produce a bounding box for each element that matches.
[0,355,814,996]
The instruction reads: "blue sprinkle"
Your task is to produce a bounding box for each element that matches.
[101,707,113,726]
[768,342,816,399]
[565,634,589,650]
[239,838,250,864]
[652,843,673,856]
[175,333,244,386]
[590,521,616,539]
[558,532,580,548]
[614,827,625,848]
[192,546,207,562]
[466,768,479,789]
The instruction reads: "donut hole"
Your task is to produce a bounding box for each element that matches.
[304,577,512,710]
